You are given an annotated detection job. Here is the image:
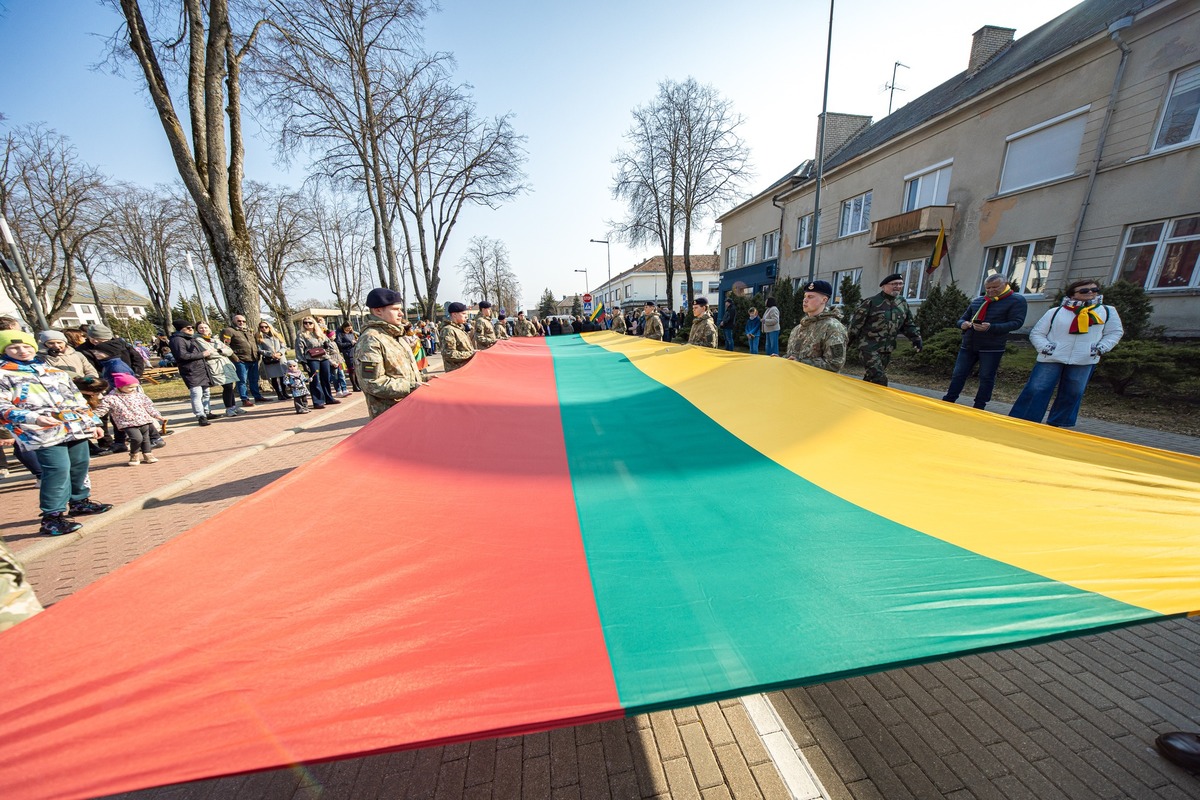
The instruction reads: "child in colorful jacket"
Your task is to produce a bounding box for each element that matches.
[99,373,167,466]
[282,360,311,414]
[0,330,112,536]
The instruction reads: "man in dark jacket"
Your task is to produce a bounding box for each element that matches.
[942,275,1028,410]
[222,314,268,406]
[169,320,214,427]
[719,299,736,351]
[77,323,145,378]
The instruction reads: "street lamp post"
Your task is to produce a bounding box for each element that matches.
[0,216,50,330]
[185,251,209,327]
[573,268,589,300]
[589,238,611,314]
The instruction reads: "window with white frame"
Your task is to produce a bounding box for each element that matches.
[1154,64,1200,151]
[707,281,720,293]
[981,237,1055,294]
[831,268,862,306]
[903,162,952,212]
[742,238,757,265]
[762,230,779,259]
[999,107,1088,194]
[79,304,93,314]
[893,259,932,301]
[680,281,689,298]
[725,245,738,270]
[839,191,872,237]
[1114,215,1200,290]
[796,213,814,248]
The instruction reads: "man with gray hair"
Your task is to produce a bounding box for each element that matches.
[942,274,1028,410]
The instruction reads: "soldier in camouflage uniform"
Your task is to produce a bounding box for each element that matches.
[1,539,43,631]
[495,314,511,340]
[687,297,719,348]
[513,311,535,337]
[641,300,664,341]
[611,308,627,334]
[473,301,498,350]
[440,302,476,373]
[353,288,426,420]
[848,273,923,386]
[785,280,848,373]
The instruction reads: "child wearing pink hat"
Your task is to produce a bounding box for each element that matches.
[99,374,167,466]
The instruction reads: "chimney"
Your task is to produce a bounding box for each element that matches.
[969,25,1015,72]
[817,113,872,162]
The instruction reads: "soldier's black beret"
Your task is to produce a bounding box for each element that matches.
[447,302,468,313]
[693,297,709,306]
[880,273,904,286]
[365,287,403,308]
[478,300,492,309]
[644,300,656,307]
[804,280,834,297]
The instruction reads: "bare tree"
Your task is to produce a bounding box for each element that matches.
[457,235,496,304]
[669,79,750,305]
[0,124,109,324]
[99,183,187,326]
[311,191,371,324]
[252,0,431,291]
[107,0,264,324]
[388,64,528,319]
[244,181,313,328]
[612,79,749,310]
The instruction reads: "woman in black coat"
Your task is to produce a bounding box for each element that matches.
[168,320,214,426]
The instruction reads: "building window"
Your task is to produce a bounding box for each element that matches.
[831,268,862,306]
[725,245,738,270]
[839,191,872,237]
[893,259,932,301]
[903,162,952,212]
[742,238,757,265]
[79,304,93,314]
[999,107,1088,194]
[796,213,814,248]
[680,281,689,298]
[1114,215,1200,290]
[1154,64,1200,151]
[624,285,632,298]
[707,281,719,293]
[982,237,1055,294]
[762,230,779,259]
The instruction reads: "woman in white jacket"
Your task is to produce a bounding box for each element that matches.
[1009,279,1123,428]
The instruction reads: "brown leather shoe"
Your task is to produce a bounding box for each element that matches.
[1156,732,1200,771]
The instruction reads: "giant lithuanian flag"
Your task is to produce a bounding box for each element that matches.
[2,333,1198,800]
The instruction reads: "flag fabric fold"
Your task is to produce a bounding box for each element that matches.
[927,221,949,274]
[1,333,1197,800]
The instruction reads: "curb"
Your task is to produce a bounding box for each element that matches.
[17,397,365,564]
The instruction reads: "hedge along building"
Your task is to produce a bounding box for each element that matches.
[717,0,1200,335]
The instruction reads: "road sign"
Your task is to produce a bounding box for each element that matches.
[582,293,593,304]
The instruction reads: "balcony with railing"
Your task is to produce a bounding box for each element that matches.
[869,205,955,247]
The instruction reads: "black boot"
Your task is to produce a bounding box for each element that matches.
[40,513,82,536]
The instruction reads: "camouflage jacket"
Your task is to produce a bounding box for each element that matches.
[473,316,498,349]
[785,310,848,372]
[611,314,627,334]
[1,539,43,632]
[494,322,510,340]
[440,323,475,372]
[688,312,719,348]
[642,312,664,341]
[353,319,426,420]
[848,292,922,351]
[513,318,534,337]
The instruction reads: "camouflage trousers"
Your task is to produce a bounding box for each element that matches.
[860,346,895,387]
[1,543,43,632]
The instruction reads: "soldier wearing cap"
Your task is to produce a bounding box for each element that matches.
[494,313,510,340]
[785,280,848,373]
[641,300,664,341]
[353,288,426,420]
[687,297,719,348]
[848,272,923,386]
[513,311,534,337]
[473,301,498,350]
[440,302,476,372]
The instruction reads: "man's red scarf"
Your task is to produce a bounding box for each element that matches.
[972,287,1013,322]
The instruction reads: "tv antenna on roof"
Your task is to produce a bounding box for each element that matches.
[886,61,909,115]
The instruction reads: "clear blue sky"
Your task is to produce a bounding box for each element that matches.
[1,0,1080,311]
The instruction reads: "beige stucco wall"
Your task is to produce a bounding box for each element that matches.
[721,1,1199,335]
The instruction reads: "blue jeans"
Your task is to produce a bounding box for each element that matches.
[943,348,1004,409]
[723,329,735,351]
[305,359,334,406]
[235,360,265,400]
[765,330,779,356]
[747,332,760,355]
[1009,361,1096,428]
[34,439,92,516]
[189,385,211,417]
